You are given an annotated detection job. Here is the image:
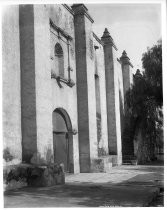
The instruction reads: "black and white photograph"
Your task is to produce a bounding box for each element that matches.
[1,0,166,208]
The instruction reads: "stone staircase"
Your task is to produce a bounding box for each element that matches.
[122,117,136,165]
[122,126,134,154]
[122,155,137,165]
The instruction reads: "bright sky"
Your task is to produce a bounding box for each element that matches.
[86,3,162,73]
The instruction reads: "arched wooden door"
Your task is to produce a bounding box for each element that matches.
[52,108,73,173]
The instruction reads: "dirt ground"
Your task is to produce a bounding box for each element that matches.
[4,162,164,207]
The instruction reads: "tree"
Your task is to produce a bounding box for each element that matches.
[142,40,162,106]
[126,40,163,164]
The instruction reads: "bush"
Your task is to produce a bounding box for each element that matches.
[98,147,107,157]
[3,148,14,162]
[3,162,65,190]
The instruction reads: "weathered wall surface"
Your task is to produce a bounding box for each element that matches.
[121,58,133,100]
[85,17,98,165]
[122,64,131,97]
[117,56,125,135]
[3,3,131,171]
[49,5,74,36]
[73,4,100,172]
[103,43,117,155]
[49,5,79,173]
[93,35,108,155]
[73,13,91,172]
[2,6,22,160]
[101,29,123,165]
[120,51,134,158]
[34,5,53,163]
[112,50,123,165]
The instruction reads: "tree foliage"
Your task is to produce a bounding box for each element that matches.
[126,40,163,163]
[142,40,162,106]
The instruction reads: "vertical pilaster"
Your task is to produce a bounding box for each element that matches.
[120,50,133,101]
[93,38,109,155]
[19,5,37,162]
[120,50,134,157]
[19,5,53,163]
[34,5,53,162]
[101,28,122,164]
[72,4,98,172]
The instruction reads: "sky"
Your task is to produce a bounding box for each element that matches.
[86,3,162,73]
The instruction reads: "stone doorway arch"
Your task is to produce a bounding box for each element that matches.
[52,108,74,173]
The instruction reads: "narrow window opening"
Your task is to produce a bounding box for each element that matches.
[55,43,64,77]
[95,74,102,152]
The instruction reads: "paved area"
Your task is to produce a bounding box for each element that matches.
[4,163,164,207]
[66,164,164,186]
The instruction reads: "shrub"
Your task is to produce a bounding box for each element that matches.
[3,148,14,162]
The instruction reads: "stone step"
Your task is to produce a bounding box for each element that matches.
[91,155,118,172]
[123,155,138,165]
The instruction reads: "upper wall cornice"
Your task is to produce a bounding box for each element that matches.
[101,28,118,50]
[93,32,104,46]
[62,4,74,15]
[120,50,133,68]
[71,4,94,23]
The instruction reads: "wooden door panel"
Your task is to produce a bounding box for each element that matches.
[53,133,68,171]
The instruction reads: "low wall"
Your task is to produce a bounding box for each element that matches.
[90,155,119,172]
[3,163,65,191]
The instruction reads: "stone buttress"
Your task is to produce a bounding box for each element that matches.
[120,50,134,161]
[72,4,99,172]
[101,28,122,165]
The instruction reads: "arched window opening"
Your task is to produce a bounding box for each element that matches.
[55,43,64,77]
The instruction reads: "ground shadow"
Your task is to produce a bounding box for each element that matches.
[4,167,164,207]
